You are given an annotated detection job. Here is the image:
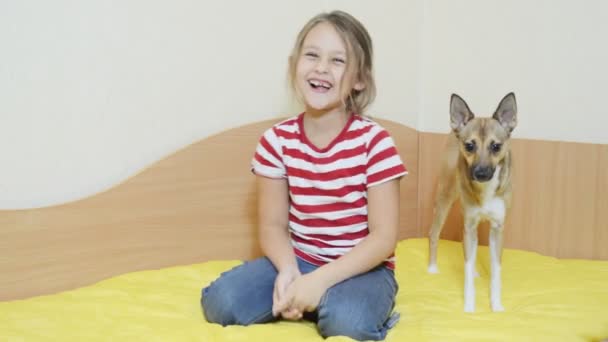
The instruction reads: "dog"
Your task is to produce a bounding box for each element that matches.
[427,92,517,313]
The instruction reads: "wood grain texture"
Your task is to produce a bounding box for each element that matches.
[0,118,418,300]
[418,132,608,261]
[3,118,605,301]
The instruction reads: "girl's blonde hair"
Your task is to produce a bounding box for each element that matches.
[288,10,376,114]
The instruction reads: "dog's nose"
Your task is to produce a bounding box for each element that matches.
[472,166,494,182]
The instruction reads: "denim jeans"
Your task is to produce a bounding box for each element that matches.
[201,256,400,341]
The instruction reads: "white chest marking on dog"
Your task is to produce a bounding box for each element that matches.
[468,166,506,224]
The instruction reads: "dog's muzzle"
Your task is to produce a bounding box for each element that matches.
[471,165,495,182]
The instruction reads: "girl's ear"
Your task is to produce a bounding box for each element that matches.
[353,81,365,91]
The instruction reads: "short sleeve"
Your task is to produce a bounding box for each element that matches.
[366,128,407,187]
[251,127,287,179]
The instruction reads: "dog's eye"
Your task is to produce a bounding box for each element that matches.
[464,142,476,152]
[490,142,502,153]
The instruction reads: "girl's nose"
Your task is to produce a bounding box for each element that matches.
[314,58,329,73]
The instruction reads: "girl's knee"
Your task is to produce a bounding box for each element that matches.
[202,283,275,326]
[201,284,239,326]
[317,306,387,341]
[200,258,277,326]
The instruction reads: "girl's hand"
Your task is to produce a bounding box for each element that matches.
[272,268,302,319]
[274,272,328,315]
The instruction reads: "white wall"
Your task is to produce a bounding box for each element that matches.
[0,0,422,209]
[2,0,606,209]
[419,0,608,143]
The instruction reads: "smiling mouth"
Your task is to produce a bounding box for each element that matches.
[308,79,332,91]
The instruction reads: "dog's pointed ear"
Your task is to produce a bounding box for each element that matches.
[450,94,474,133]
[493,92,517,134]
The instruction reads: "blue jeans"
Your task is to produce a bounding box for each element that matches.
[201,256,400,341]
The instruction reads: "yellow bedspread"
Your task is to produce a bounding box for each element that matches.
[2,238,607,341]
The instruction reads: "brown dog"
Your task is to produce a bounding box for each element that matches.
[427,93,517,312]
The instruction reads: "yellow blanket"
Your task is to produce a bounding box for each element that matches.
[2,239,607,341]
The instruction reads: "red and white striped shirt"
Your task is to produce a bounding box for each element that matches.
[251,113,407,269]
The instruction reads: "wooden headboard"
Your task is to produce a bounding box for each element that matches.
[4,117,606,301]
[0,118,419,300]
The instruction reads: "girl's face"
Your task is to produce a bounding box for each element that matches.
[295,22,362,114]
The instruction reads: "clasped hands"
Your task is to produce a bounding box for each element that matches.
[272,268,328,320]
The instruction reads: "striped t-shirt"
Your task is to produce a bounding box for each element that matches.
[251,113,407,269]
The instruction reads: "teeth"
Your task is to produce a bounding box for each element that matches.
[309,80,331,88]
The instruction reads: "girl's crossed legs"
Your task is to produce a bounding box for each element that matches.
[201,257,399,341]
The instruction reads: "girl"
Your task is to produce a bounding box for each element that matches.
[201,10,407,341]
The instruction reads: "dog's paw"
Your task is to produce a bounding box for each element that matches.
[491,301,505,312]
[427,264,439,274]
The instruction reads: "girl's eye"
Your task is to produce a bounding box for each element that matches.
[304,52,318,58]
[332,58,345,64]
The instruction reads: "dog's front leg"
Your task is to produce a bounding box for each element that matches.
[489,222,505,312]
[428,192,456,274]
[463,213,480,313]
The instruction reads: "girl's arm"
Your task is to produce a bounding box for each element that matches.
[258,175,305,319]
[257,175,297,273]
[312,178,400,288]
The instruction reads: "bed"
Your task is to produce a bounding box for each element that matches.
[1,118,607,341]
